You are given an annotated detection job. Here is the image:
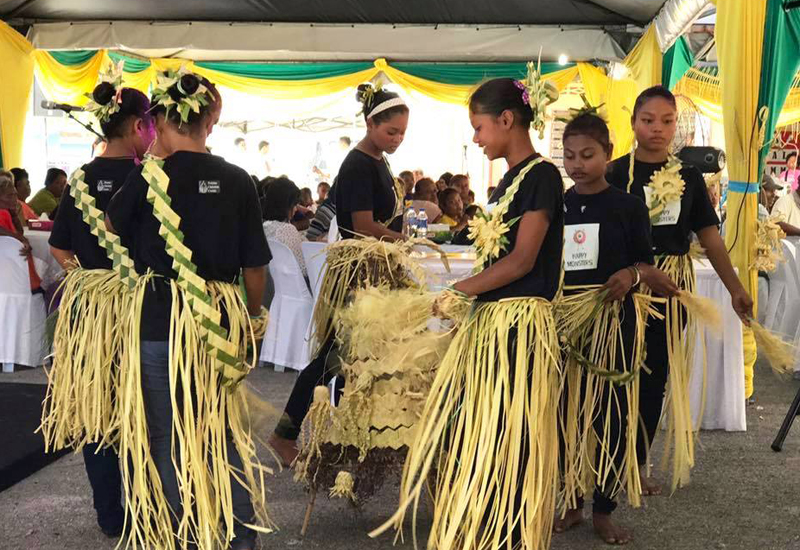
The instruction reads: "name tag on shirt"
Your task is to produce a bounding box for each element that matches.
[199,180,221,194]
[96,180,114,193]
[564,223,600,271]
[644,186,681,226]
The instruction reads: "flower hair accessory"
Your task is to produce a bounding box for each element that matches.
[556,94,606,123]
[151,67,212,125]
[517,53,560,139]
[84,60,126,124]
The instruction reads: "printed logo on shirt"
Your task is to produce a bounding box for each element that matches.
[199,180,221,194]
[564,223,600,271]
[644,186,681,226]
[96,180,114,193]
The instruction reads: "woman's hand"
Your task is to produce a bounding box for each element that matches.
[602,268,635,302]
[17,234,32,257]
[638,264,680,297]
[730,289,754,325]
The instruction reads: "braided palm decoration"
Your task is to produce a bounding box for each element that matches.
[68,168,137,288]
[140,158,247,386]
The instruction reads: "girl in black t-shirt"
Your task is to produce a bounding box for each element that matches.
[269,84,409,464]
[373,74,564,550]
[42,82,154,539]
[606,86,753,496]
[106,72,271,550]
[554,113,654,545]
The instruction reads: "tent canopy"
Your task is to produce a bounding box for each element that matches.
[0,0,677,62]
[0,0,666,26]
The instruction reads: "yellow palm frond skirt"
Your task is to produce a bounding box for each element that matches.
[118,276,274,550]
[370,297,560,550]
[556,287,661,512]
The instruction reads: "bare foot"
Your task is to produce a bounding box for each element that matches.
[553,508,583,533]
[640,470,662,496]
[268,434,299,467]
[593,513,632,545]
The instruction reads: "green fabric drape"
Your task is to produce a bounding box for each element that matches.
[757,0,800,174]
[107,51,151,73]
[194,61,373,80]
[662,36,694,90]
[49,50,99,66]
[390,62,573,85]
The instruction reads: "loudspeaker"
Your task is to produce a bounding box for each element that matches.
[677,146,726,173]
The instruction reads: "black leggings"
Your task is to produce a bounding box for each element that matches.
[274,337,339,440]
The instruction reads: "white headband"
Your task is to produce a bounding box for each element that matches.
[367,97,406,120]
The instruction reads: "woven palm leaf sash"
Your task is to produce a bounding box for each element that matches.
[68,168,137,286]
[141,158,247,386]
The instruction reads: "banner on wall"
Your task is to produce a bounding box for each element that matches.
[765,130,800,178]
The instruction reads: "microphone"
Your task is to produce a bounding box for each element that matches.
[41,100,84,113]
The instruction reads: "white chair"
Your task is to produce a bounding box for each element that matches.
[260,238,314,372]
[0,237,47,370]
[301,241,328,302]
[763,240,800,334]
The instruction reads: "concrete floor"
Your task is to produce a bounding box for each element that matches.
[1,361,799,550]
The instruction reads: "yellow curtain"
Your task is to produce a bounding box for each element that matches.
[377,58,580,106]
[0,21,33,168]
[623,25,663,92]
[577,63,637,158]
[675,67,800,127]
[716,0,767,398]
[33,50,106,105]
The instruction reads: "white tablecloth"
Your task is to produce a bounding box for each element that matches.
[23,229,63,287]
[688,260,746,431]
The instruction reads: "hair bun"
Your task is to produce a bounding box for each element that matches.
[356,83,374,105]
[168,74,201,102]
[92,82,117,106]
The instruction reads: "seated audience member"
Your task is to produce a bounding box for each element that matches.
[413,168,424,183]
[0,170,41,291]
[450,204,481,246]
[438,172,453,187]
[306,180,337,242]
[438,188,467,231]
[467,189,476,206]
[761,174,782,213]
[412,177,442,222]
[28,167,67,219]
[262,177,308,279]
[316,181,331,206]
[399,171,415,200]
[771,176,800,227]
[449,173,471,205]
[10,168,37,223]
[292,187,316,231]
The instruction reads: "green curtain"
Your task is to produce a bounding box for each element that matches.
[662,36,694,90]
[757,0,800,174]
[390,62,573,85]
[49,50,99,66]
[107,51,151,73]
[194,61,373,80]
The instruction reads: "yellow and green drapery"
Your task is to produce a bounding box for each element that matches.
[715,0,800,399]
[662,36,694,92]
[0,21,33,168]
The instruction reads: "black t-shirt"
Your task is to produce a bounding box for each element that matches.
[107,151,272,340]
[334,149,398,238]
[563,186,654,287]
[607,155,719,256]
[477,155,564,302]
[49,157,137,270]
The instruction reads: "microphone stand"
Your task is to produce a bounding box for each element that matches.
[60,108,103,140]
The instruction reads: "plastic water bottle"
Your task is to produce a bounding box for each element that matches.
[417,209,428,239]
[403,201,417,238]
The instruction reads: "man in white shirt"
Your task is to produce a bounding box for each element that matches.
[771,179,800,227]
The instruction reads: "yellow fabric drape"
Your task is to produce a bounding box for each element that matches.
[716,0,767,399]
[376,58,580,106]
[623,25,664,92]
[33,50,106,106]
[675,67,800,128]
[577,63,637,158]
[0,22,33,168]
